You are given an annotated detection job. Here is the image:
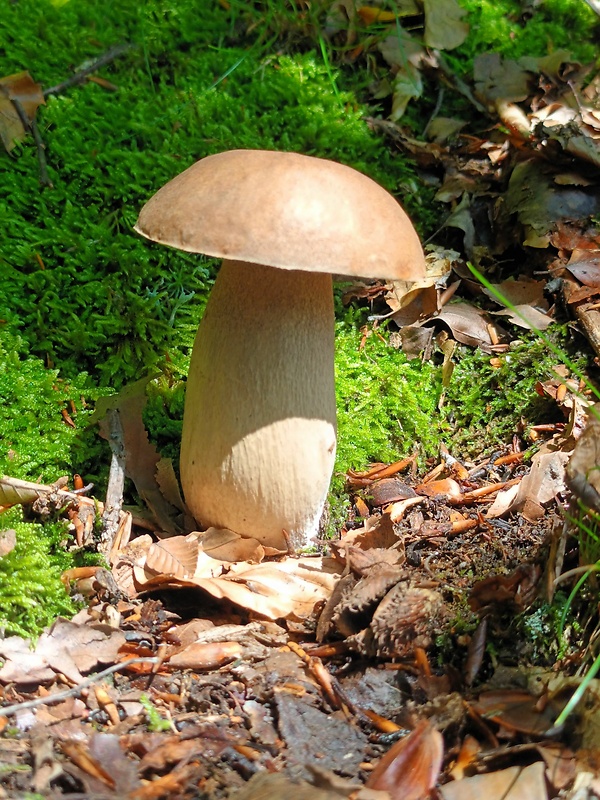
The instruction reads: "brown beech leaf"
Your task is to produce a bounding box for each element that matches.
[440,761,547,800]
[0,71,44,151]
[0,529,16,558]
[423,0,469,51]
[198,527,265,563]
[369,478,417,506]
[487,447,569,521]
[132,556,342,621]
[493,305,554,331]
[566,405,600,510]
[168,641,242,670]
[94,377,182,536]
[483,277,549,309]
[473,689,562,736]
[566,249,600,288]
[415,478,462,500]
[0,619,126,685]
[366,719,443,799]
[0,475,53,507]
[434,302,498,350]
[144,535,199,578]
[469,564,541,613]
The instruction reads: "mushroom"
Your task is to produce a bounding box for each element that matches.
[135,149,426,550]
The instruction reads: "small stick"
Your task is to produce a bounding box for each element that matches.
[0,657,159,718]
[44,43,133,97]
[9,96,52,187]
[100,408,126,559]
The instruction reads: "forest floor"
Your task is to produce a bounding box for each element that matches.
[3,0,600,798]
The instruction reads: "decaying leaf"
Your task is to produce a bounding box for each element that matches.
[469,564,541,613]
[118,536,343,620]
[378,30,425,121]
[439,761,547,800]
[94,378,183,536]
[143,535,199,579]
[366,719,443,799]
[566,249,600,288]
[423,0,469,51]
[198,527,265,562]
[0,71,44,152]
[487,446,570,521]
[434,301,499,350]
[505,159,600,247]
[565,406,600,511]
[0,475,64,508]
[483,276,554,330]
[0,619,125,685]
[0,528,16,558]
[168,640,243,670]
[474,53,532,105]
[473,689,562,736]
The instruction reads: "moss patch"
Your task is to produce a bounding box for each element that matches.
[1,0,421,387]
[0,507,77,637]
[443,328,585,456]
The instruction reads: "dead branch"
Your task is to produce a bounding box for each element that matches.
[100,407,126,559]
[9,96,51,187]
[0,657,159,718]
[43,43,133,97]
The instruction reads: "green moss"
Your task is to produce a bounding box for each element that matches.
[0,330,107,483]
[0,331,109,636]
[0,0,421,387]
[335,314,443,470]
[457,0,599,64]
[442,328,583,456]
[0,507,76,637]
[143,374,186,467]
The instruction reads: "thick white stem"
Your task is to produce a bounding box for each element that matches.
[180,260,336,550]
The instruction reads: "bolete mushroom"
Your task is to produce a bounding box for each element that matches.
[135,149,425,550]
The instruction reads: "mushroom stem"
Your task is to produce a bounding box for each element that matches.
[180,259,337,550]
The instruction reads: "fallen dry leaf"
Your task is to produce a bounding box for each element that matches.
[423,0,469,51]
[124,552,342,621]
[366,719,443,798]
[416,478,463,500]
[198,526,265,563]
[565,405,600,511]
[143,535,199,579]
[0,71,44,151]
[439,761,547,800]
[167,640,242,670]
[566,249,600,288]
[0,618,126,685]
[487,447,569,521]
[434,302,499,350]
[94,378,183,536]
[472,689,561,735]
[0,528,16,558]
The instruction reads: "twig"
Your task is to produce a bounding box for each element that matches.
[0,657,159,718]
[435,51,489,116]
[100,408,126,559]
[422,86,445,139]
[44,43,133,97]
[9,96,52,187]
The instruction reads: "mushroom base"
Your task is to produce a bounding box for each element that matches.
[180,260,337,550]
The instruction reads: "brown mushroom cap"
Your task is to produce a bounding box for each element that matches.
[134,149,425,280]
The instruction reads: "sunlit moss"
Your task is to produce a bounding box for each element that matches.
[0,507,76,637]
